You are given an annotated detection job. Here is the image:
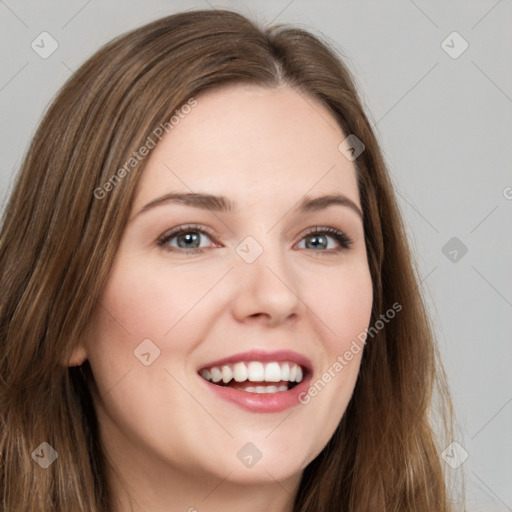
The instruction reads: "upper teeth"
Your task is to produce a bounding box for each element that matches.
[200,361,304,384]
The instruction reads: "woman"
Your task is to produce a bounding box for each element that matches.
[0,8,457,512]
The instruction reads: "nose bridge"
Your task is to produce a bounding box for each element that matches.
[231,231,301,323]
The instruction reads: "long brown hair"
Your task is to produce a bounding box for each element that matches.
[0,9,457,511]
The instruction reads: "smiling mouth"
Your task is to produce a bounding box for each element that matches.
[198,361,305,394]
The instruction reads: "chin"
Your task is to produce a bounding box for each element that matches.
[194,435,319,486]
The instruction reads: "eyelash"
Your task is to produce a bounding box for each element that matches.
[156,224,353,255]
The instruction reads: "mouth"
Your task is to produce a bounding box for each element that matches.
[199,360,305,393]
[197,350,312,413]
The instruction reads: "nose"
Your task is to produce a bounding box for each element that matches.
[230,238,302,327]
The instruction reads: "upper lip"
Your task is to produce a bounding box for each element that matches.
[198,349,313,373]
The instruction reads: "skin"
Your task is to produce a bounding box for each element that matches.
[72,83,373,512]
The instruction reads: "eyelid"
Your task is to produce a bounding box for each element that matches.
[158,223,216,241]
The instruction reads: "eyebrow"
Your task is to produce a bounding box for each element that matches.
[135,192,363,220]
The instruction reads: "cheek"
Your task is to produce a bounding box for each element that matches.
[308,260,373,351]
[90,258,215,349]
[297,261,372,428]
[84,256,225,402]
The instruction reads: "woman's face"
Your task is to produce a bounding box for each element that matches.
[76,83,373,487]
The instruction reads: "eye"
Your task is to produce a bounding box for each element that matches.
[156,225,353,255]
[296,227,352,253]
[156,224,217,254]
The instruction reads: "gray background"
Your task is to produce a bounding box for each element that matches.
[1,1,511,510]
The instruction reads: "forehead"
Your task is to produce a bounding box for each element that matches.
[133,83,360,210]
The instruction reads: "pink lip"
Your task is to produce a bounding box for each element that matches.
[200,376,312,413]
[197,349,313,413]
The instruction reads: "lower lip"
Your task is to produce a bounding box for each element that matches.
[200,376,312,413]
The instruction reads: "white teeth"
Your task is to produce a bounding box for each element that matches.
[233,362,248,382]
[281,362,290,381]
[264,362,282,382]
[210,367,222,383]
[233,385,289,394]
[221,365,232,383]
[200,360,305,385]
[247,361,265,381]
[289,364,297,382]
